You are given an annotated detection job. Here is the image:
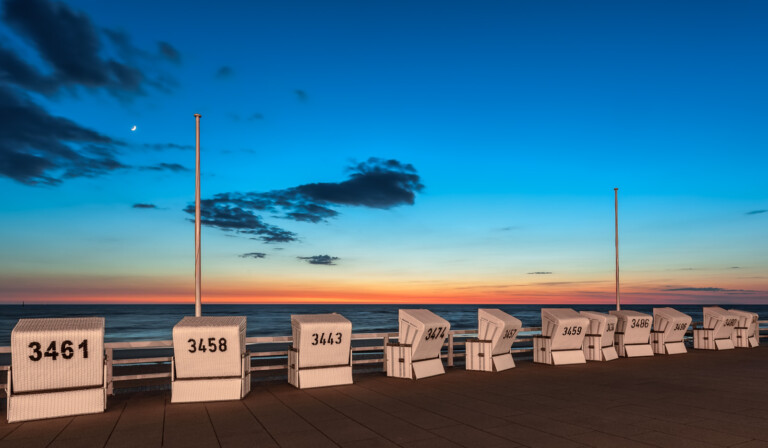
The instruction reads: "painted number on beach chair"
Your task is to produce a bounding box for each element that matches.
[724,319,737,327]
[502,329,518,339]
[187,338,228,353]
[562,326,582,336]
[606,323,615,332]
[28,339,89,361]
[630,319,650,329]
[674,323,688,331]
[425,327,446,340]
[311,332,342,345]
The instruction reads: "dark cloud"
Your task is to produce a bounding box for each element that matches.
[0,43,58,94]
[2,0,174,98]
[157,41,181,64]
[527,272,553,275]
[143,143,194,151]
[183,203,297,243]
[215,66,233,79]
[240,252,266,259]
[132,203,157,209]
[0,0,181,186]
[0,86,126,185]
[746,210,766,215]
[294,89,308,102]
[140,163,189,173]
[729,266,742,269]
[184,158,423,243]
[298,255,339,265]
[249,113,264,120]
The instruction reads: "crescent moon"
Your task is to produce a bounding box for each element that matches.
[131,125,137,131]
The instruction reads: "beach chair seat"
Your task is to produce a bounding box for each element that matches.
[171,316,250,403]
[466,309,521,372]
[288,313,353,389]
[610,310,654,357]
[386,309,449,379]
[580,311,618,361]
[651,307,692,355]
[534,308,588,365]
[7,317,107,423]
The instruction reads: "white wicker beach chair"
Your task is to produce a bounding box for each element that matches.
[651,307,692,355]
[386,309,450,379]
[466,309,521,372]
[6,317,106,423]
[580,311,619,361]
[694,307,738,350]
[728,309,759,348]
[610,310,654,357]
[171,316,250,403]
[288,313,353,389]
[534,308,589,365]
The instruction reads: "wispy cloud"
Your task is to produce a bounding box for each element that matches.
[215,65,233,79]
[746,210,766,215]
[184,158,423,243]
[662,286,755,293]
[298,255,339,265]
[0,0,179,186]
[157,41,181,64]
[240,252,266,259]
[132,203,157,209]
[143,143,193,151]
[249,113,264,121]
[294,89,308,102]
[140,163,189,173]
[527,271,553,275]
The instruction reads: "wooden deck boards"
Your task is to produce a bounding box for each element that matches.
[1,346,768,447]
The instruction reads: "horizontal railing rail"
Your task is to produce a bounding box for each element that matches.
[1,320,766,394]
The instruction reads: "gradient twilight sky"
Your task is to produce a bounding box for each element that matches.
[0,0,766,305]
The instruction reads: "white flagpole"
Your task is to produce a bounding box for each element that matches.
[194,114,202,317]
[614,188,620,311]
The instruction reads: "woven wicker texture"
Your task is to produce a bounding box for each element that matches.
[385,344,412,378]
[465,340,493,371]
[477,308,521,356]
[171,377,246,403]
[580,311,618,348]
[296,366,352,388]
[653,307,692,343]
[11,317,104,393]
[172,316,246,379]
[729,309,759,339]
[291,313,351,368]
[541,308,589,351]
[7,387,105,423]
[610,310,653,345]
[703,307,739,340]
[398,309,450,362]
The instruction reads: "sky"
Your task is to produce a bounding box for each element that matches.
[0,0,766,305]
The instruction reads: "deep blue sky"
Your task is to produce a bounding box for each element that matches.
[0,0,766,304]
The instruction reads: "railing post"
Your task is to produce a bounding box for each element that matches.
[105,348,114,396]
[448,332,454,367]
[382,335,389,372]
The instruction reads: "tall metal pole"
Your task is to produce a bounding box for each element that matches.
[194,114,202,317]
[614,188,620,311]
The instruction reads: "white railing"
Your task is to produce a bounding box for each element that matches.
[1,321,765,395]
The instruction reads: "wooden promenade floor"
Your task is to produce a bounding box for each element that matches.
[1,346,767,448]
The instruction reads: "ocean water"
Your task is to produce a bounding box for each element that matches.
[0,303,766,346]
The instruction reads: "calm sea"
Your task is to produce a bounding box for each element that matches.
[0,304,766,345]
